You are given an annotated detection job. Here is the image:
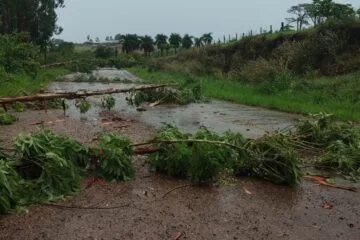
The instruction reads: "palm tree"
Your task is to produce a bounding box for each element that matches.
[194,37,203,48]
[201,33,213,45]
[141,35,154,57]
[121,34,141,54]
[155,34,168,55]
[169,33,182,53]
[182,34,193,49]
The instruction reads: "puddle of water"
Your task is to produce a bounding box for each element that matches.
[57,68,141,82]
[48,79,298,138]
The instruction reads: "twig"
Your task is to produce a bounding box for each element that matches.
[161,184,191,199]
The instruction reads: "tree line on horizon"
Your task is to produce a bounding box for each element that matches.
[86,33,214,56]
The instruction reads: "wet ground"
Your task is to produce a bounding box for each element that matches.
[0,70,359,239]
[49,81,298,138]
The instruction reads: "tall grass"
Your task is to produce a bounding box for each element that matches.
[128,67,360,121]
[0,68,69,97]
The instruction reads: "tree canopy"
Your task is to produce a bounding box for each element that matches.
[169,33,182,53]
[0,0,65,52]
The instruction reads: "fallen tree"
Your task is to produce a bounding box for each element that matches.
[0,84,175,105]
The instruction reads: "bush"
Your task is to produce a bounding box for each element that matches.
[95,46,116,59]
[0,112,17,125]
[0,34,40,77]
[240,58,279,83]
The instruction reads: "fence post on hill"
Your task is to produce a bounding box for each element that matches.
[270,25,273,34]
[236,33,238,40]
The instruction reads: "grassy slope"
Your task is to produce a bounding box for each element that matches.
[128,67,360,121]
[0,68,70,97]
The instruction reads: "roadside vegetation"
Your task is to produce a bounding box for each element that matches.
[1,0,360,216]
[1,113,359,213]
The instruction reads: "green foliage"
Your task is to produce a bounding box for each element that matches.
[77,99,92,114]
[12,130,89,204]
[0,34,40,77]
[239,135,301,186]
[150,126,236,183]
[150,126,300,185]
[0,159,23,213]
[96,133,134,181]
[12,102,25,112]
[169,33,182,52]
[0,129,137,213]
[140,35,155,57]
[0,112,17,125]
[95,46,115,59]
[0,68,70,97]
[101,95,116,110]
[296,113,360,146]
[14,129,90,169]
[127,85,203,107]
[296,113,360,178]
[182,34,193,49]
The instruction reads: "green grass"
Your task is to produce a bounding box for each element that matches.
[0,68,70,97]
[128,67,360,121]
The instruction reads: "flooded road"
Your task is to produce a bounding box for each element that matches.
[49,80,298,138]
[0,69,359,240]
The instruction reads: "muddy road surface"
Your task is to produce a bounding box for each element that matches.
[0,70,359,240]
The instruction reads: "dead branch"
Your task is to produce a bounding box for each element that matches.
[0,84,176,105]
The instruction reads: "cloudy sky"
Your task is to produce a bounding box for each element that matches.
[56,0,360,43]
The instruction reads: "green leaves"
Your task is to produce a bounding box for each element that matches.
[150,125,301,185]
[96,133,134,181]
[0,112,17,125]
[77,99,92,114]
[101,95,116,111]
[0,129,136,213]
[126,85,203,107]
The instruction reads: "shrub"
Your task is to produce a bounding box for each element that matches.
[240,58,279,83]
[0,34,40,77]
[0,112,17,125]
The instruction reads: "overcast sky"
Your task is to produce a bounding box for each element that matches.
[56,0,360,43]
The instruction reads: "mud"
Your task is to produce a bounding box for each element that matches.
[0,71,359,239]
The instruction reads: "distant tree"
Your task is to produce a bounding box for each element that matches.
[181,34,193,49]
[95,37,100,43]
[141,35,155,57]
[0,0,65,55]
[357,8,360,18]
[201,33,213,45]
[121,34,141,54]
[87,35,91,42]
[95,46,114,58]
[155,34,168,55]
[331,3,356,19]
[105,36,110,41]
[305,0,355,26]
[114,34,123,40]
[169,33,182,53]
[164,43,171,55]
[194,37,203,48]
[286,4,310,30]
[109,36,113,41]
